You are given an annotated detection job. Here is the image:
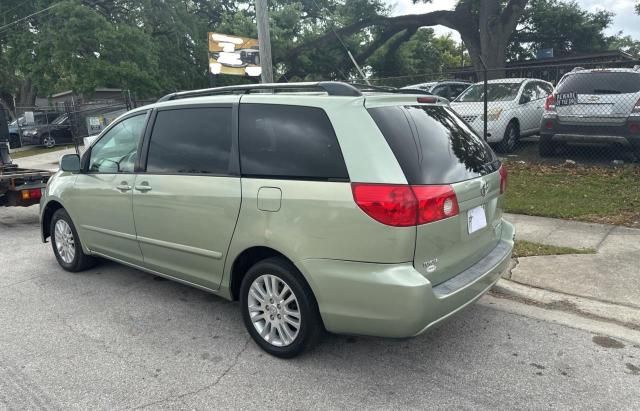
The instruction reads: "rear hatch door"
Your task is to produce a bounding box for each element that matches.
[556,71,640,126]
[367,102,503,286]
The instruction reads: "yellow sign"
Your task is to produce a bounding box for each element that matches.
[208,32,261,77]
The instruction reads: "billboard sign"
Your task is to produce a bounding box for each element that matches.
[208,32,261,77]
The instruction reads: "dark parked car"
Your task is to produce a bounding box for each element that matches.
[402,81,472,101]
[7,111,62,148]
[21,114,73,147]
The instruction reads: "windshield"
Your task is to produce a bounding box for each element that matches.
[456,83,522,102]
[556,72,640,95]
[52,115,68,125]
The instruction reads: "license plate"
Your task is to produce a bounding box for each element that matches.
[467,205,487,234]
[556,92,577,106]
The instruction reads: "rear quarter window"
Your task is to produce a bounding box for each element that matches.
[239,104,349,181]
[368,105,499,185]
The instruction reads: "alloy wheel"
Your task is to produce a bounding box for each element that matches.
[247,274,301,347]
[43,135,55,148]
[54,219,76,264]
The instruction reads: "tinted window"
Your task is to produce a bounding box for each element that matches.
[450,84,470,98]
[557,72,640,94]
[431,85,450,98]
[368,105,498,185]
[239,104,349,180]
[146,107,232,174]
[89,113,147,173]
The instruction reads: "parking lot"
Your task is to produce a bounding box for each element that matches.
[1,206,638,410]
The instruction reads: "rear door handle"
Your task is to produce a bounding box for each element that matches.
[135,183,152,192]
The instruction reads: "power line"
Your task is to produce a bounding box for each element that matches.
[0,3,59,33]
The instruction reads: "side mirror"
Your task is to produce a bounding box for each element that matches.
[60,154,81,172]
[520,95,531,104]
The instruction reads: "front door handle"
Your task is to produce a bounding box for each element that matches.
[116,182,132,192]
[134,183,152,192]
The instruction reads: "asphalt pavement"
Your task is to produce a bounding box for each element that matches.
[1,206,639,410]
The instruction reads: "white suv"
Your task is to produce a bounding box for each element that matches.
[451,78,554,153]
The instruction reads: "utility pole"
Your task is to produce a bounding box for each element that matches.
[255,0,274,83]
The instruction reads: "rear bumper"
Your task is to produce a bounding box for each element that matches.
[301,219,515,338]
[541,117,640,146]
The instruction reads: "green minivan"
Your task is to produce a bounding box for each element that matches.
[40,82,514,358]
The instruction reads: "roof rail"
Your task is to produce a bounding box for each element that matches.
[350,83,433,95]
[157,81,362,102]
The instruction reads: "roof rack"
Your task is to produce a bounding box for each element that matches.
[157,81,362,102]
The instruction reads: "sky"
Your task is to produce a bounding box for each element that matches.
[384,0,640,42]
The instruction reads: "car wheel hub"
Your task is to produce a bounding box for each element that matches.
[248,274,301,347]
[54,220,75,264]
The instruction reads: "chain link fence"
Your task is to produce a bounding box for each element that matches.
[372,59,640,166]
[1,92,156,151]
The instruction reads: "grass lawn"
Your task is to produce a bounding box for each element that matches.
[9,145,73,159]
[513,240,595,258]
[504,162,640,228]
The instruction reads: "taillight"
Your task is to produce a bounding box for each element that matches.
[21,188,42,201]
[417,97,437,104]
[631,97,640,115]
[351,183,459,227]
[412,186,459,224]
[499,166,508,194]
[544,94,556,112]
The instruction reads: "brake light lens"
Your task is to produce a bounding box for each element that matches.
[351,183,459,227]
[544,94,556,112]
[631,97,640,115]
[499,166,508,194]
[417,97,437,104]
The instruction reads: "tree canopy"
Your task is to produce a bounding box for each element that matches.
[0,0,637,114]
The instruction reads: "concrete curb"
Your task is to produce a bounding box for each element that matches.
[492,278,640,332]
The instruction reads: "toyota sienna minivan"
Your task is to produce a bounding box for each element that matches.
[41,82,514,358]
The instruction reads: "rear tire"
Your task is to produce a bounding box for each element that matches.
[8,134,21,149]
[50,209,96,272]
[539,135,557,157]
[240,257,323,358]
[497,121,519,153]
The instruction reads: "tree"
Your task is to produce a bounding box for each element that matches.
[367,29,466,87]
[508,0,614,61]
[286,0,530,79]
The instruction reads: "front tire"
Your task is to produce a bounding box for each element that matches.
[497,121,519,153]
[50,209,96,272]
[240,257,323,358]
[42,134,56,148]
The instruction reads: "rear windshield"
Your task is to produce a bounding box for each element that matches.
[456,83,521,102]
[368,105,499,185]
[557,72,640,94]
